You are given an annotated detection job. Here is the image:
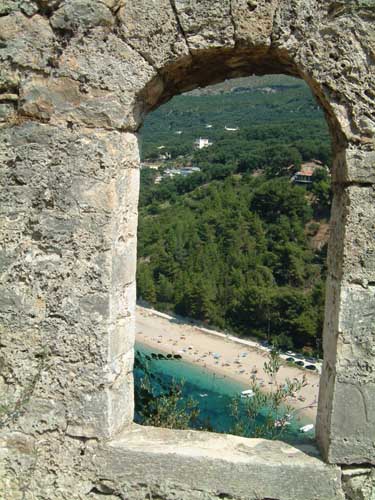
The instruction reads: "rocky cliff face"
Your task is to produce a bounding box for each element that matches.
[0,1,374,498]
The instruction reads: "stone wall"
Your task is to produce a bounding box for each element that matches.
[0,1,374,498]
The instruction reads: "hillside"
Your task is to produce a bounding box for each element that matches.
[140,74,328,163]
[186,74,305,96]
[138,76,331,355]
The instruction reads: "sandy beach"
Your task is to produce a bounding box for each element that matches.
[135,305,320,423]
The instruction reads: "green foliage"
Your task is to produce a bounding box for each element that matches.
[230,349,308,440]
[311,168,332,216]
[134,352,200,430]
[137,174,326,352]
[140,81,331,168]
[249,178,312,224]
[135,349,311,441]
[138,76,330,355]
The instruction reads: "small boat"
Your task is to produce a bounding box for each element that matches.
[299,424,314,433]
[199,393,208,398]
[241,389,255,398]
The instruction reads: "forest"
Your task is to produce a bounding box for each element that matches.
[137,76,332,355]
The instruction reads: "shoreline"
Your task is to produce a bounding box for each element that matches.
[135,305,320,423]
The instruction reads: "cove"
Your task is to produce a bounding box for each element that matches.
[135,342,314,445]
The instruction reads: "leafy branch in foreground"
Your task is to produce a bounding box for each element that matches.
[230,348,310,440]
[134,351,200,430]
[135,348,314,441]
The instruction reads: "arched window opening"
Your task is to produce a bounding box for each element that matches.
[134,74,332,445]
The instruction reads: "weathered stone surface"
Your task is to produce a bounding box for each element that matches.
[36,0,63,11]
[87,426,344,500]
[50,0,114,31]
[231,0,278,48]
[0,122,139,439]
[0,63,20,94]
[335,147,375,184]
[56,29,162,130]
[0,103,16,124]
[342,467,375,500]
[327,185,375,285]
[0,0,40,16]
[0,427,345,500]
[117,0,190,70]
[0,431,96,499]
[20,75,136,130]
[317,184,375,464]
[317,281,375,465]
[273,1,375,144]
[173,0,235,51]
[0,12,55,71]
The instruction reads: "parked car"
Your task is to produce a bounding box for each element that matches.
[306,357,317,363]
[286,357,295,363]
[305,364,317,371]
[295,360,305,367]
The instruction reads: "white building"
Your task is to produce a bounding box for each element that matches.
[195,137,212,149]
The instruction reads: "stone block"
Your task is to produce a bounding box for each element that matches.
[109,315,135,363]
[119,280,137,319]
[117,0,190,70]
[0,103,16,124]
[50,0,114,31]
[19,75,140,130]
[327,184,375,286]
[0,1,40,16]
[334,146,375,184]
[112,159,140,281]
[90,426,344,500]
[35,0,63,11]
[0,430,95,499]
[0,12,55,71]
[231,0,277,48]
[338,286,375,381]
[317,283,375,464]
[342,467,375,500]
[173,0,235,51]
[57,30,161,130]
[107,350,134,435]
[0,123,140,439]
[272,2,375,145]
[0,62,20,93]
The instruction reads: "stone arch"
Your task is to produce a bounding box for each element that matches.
[131,5,375,464]
[1,1,374,497]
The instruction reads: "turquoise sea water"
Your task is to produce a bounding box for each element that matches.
[135,342,315,445]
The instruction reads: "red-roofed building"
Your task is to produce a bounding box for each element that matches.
[292,160,327,185]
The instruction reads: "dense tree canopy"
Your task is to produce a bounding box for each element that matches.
[138,76,331,355]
